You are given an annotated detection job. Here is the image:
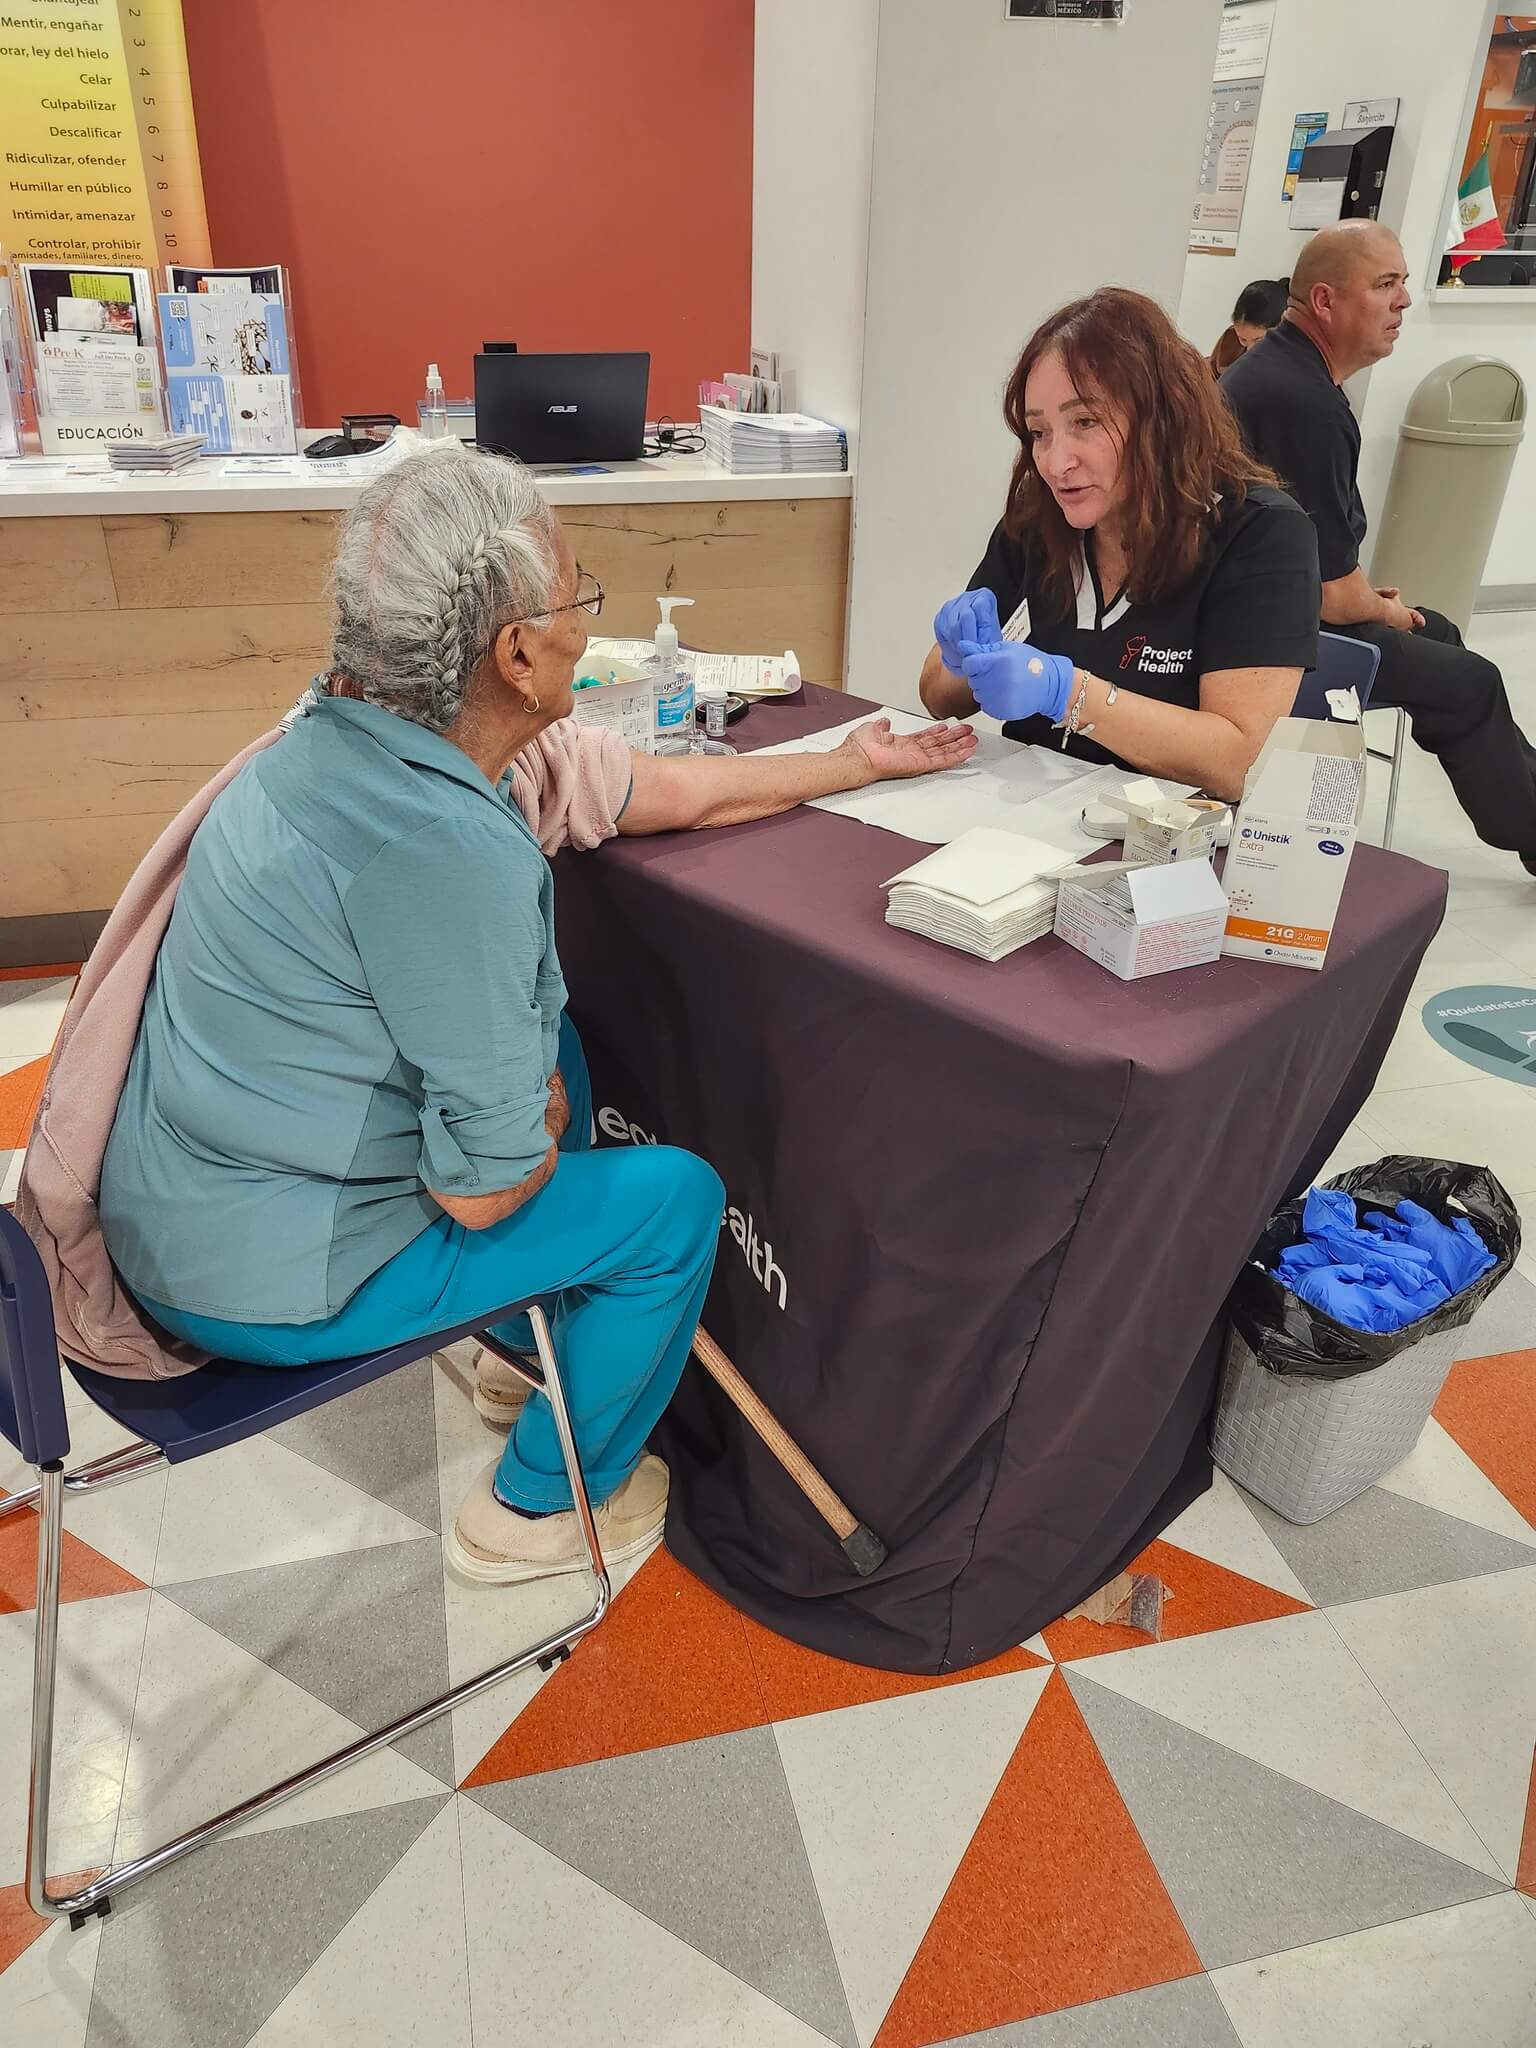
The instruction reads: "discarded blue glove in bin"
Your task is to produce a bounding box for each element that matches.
[1234,1157,1519,1380]
[1362,1198,1497,1297]
[1285,1257,1449,1335]
[1268,1184,1496,1335]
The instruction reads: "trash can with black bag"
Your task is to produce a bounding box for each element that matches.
[1212,1157,1520,1524]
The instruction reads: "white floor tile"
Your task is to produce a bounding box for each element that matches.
[0,1592,149,1883]
[0,981,71,1060]
[1316,1114,1395,1186]
[247,1799,471,2048]
[1328,1564,1536,1882]
[0,1152,21,1207]
[114,1596,444,1859]
[1377,1417,1536,1548]
[0,1912,102,2048]
[773,1670,1051,2046]
[1161,1468,1310,1604]
[458,1799,838,2047]
[1076,1609,1503,1878]
[153,1431,436,1585]
[1372,1004,1500,1095]
[1211,1892,1536,2048]
[1364,1079,1536,1203]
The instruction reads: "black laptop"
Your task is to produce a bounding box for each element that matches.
[474,351,650,464]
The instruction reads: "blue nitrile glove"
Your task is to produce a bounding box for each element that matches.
[1298,1187,1445,1287]
[1363,1200,1496,1297]
[1290,1259,1450,1334]
[959,640,1077,724]
[934,588,1002,675]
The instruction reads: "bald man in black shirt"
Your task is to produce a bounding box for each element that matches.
[1223,220,1536,873]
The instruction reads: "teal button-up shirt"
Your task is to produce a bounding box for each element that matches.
[101,696,566,1324]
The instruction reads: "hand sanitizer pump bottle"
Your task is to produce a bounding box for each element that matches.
[652,595,696,755]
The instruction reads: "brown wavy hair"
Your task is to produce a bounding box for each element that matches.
[1003,287,1278,617]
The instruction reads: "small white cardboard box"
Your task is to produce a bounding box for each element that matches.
[1054,857,1228,981]
[1222,714,1365,971]
[1105,778,1226,866]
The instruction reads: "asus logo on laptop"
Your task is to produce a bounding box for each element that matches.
[547,403,578,414]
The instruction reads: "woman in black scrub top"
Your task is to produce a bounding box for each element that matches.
[921,288,1321,803]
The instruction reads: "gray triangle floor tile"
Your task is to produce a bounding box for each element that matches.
[266,1357,441,1531]
[159,1536,454,1784]
[1454,1264,1536,1364]
[942,1974,1242,2047]
[468,1726,857,2048]
[84,1794,446,2048]
[1243,1483,1536,1606]
[1067,1671,1501,1971]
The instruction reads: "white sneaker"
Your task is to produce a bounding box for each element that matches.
[470,1347,535,1428]
[444,1454,669,1587]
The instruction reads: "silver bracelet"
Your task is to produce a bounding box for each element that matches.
[1060,669,1092,748]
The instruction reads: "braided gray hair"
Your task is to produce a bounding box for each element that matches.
[329,444,560,733]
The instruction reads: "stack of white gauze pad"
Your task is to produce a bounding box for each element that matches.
[884,828,1074,963]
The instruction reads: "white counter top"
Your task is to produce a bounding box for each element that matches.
[0,448,853,518]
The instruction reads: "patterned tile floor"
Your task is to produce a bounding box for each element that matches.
[3,616,1536,2045]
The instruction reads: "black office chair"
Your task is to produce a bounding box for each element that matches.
[1290,633,1402,850]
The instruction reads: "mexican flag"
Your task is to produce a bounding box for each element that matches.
[1447,148,1506,268]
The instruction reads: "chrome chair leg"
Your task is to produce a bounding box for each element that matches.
[1383,706,1406,851]
[26,1313,610,1926]
[3,1438,166,1518]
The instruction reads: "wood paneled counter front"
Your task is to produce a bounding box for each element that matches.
[0,454,852,932]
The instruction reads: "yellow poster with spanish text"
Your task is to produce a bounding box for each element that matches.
[0,0,208,268]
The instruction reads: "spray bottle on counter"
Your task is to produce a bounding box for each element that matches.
[421,363,448,440]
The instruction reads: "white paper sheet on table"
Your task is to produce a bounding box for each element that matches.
[753,711,1192,852]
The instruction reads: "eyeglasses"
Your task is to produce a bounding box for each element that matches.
[513,567,604,626]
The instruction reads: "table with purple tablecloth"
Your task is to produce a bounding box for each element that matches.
[554,687,1447,1673]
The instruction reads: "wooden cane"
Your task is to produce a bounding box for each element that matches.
[690,1327,888,1576]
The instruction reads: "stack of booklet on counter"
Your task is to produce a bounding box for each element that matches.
[699,405,848,473]
[107,432,206,472]
[884,829,1073,963]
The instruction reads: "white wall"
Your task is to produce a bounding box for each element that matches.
[1178,0,1534,594]
[847,0,1224,710]
[751,1,880,444]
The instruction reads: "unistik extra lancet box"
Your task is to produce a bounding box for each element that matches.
[1222,715,1365,971]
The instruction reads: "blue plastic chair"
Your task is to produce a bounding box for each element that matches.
[0,1205,609,1928]
[1290,633,1404,849]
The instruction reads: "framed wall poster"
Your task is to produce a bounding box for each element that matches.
[1190,0,1278,254]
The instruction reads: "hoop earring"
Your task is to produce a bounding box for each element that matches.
[522,695,541,715]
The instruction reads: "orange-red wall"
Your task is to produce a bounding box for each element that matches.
[181,0,754,428]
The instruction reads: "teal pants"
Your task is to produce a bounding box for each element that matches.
[144,1021,724,1513]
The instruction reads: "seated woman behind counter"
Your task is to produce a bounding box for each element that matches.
[100,446,974,1588]
[921,287,1321,803]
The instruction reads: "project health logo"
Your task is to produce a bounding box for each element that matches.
[1422,983,1536,1088]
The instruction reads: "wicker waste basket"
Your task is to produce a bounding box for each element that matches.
[1213,1157,1519,1525]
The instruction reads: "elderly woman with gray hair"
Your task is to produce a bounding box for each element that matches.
[98,446,974,1583]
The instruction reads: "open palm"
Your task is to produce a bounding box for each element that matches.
[847,718,978,782]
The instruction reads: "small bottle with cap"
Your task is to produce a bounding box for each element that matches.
[421,363,448,440]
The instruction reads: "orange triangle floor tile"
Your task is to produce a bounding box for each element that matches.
[741,1608,1046,1725]
[0,1870,98,1974]
[0,1056,48,1152]
[871,1669,1200,2047]
[461,1547,768,1789]
[0,964,79,983]
[1041,1539,1311,1662]
[0,1508,145,1615]
[1518,1743,1536,1897]
[1435,1349,1536,1525]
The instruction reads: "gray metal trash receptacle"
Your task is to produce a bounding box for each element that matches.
[1371,355,1525,634]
